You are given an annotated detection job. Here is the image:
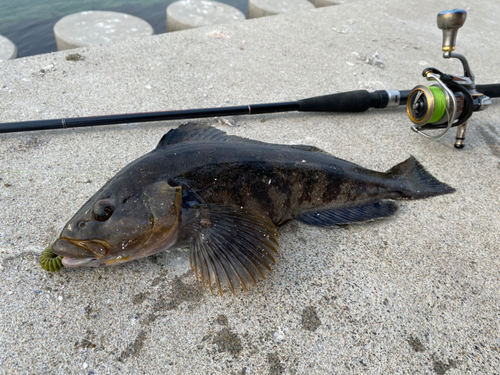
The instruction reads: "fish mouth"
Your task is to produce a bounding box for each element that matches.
[52,238,109,268]
[62,257,102,268]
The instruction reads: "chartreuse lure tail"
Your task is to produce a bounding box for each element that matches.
[40,247,64,272]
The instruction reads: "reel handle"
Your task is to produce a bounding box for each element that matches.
[437,9,467,52]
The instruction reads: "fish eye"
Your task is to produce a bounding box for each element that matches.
[93,199,114,222]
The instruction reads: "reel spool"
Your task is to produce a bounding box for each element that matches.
[407,85,464,127]
[407,72,462,142]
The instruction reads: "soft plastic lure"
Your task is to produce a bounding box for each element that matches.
[39,247,63,272]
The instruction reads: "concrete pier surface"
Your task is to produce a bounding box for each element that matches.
[1,0,499,373]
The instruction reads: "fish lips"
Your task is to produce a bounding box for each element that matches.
[52,238,109,268]
[62,257,102,268]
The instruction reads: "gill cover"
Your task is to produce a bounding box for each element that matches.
[135,181,183,257]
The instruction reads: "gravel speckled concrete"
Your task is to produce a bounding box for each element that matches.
[1,1,499,373]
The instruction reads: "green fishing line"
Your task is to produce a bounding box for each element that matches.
[40,247,64,272]
[429,86,447,124]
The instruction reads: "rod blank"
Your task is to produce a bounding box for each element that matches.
[0,103,300,134]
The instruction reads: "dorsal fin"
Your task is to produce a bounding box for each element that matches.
[156,123,229,148]
[156,123,330,155]
[156,122,267,148]
[287,144,330,155]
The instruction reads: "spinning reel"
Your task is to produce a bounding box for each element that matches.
[407,9,493,148]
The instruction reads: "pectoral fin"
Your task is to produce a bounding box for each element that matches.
[189,204,279,296]
[296,201,398,227]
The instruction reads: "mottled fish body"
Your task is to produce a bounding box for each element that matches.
[51,123,454,294]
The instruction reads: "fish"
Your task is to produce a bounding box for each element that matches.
[51,123,455,295]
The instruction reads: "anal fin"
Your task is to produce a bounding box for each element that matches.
[189,204,279,296]
[296,201,398,227]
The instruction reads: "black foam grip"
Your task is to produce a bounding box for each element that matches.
[476,84,500,98]
[298,90,372,112]
[371,90,389,108]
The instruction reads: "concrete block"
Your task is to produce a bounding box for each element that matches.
[0,35,17,60]
[53,11,154,51]
[248,0,314,19]
[167,0,245,32]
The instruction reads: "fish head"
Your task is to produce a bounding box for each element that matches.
[51,180,183,268]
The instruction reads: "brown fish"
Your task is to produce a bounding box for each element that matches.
[50,123,454,294]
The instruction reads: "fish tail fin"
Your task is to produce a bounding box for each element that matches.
[387,156,455,199]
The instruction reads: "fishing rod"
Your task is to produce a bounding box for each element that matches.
[1,9,499,148]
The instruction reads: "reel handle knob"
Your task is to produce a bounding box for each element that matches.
[437,9,467,52]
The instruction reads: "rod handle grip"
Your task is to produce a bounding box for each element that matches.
[297,90,410,112]
[298,90,373,112]
[476,84,500,98]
